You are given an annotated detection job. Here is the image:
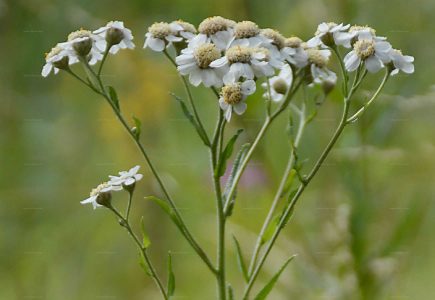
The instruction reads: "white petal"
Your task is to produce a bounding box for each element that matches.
[365,56,383,73]
[41,63,52,77]
[241,80,256,95]
[148,37,165,52]
[210,57,228,68]
[233,102,247,115]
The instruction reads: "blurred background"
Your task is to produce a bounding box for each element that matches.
[1,0,434,299]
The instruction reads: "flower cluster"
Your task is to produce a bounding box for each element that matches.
[42,21,135,77]
[144,18,413,121]
[81,166,143,209]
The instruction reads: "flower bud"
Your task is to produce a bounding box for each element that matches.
[96,191,112,208]
[320,32,335,47]
[106,27,124,46]
[122,181,136,193]
[68,29,93,57]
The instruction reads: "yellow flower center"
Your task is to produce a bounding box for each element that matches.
[68,29,92,41]
[354,39,375,59]
[194,43,221,68]
[234,21,260,39]
[349,25,376,36]
[226,46,252,63]
[261,28,285,49]
[285,37,303,48]
[90,182,110,197]
[198,16,234,35]
[175,20,197,34]
[222,83,243,105]
[306,49,328,67]
[149,22,172,39]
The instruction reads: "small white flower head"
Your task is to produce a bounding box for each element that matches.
[388,49,414,75]
[144,22,182,52]
[282,36,309,68]
[81,182,122,209]
[194,16,236,49]
[41,45,70,77]
[230,21,269,47]
[259,28,288,68]
[307,22,353,48]
[344,33,392,73]
[348,25,386,47]
[306,48,336,84]
[262,64,293,102]
[59,29,103,65]
[108,165,143,191]
[210,45,274,84]
[219,80,256,121]
[176,35,226,87]
[171,20,197,41]
[260,28,286,50]
[93,21,135,54]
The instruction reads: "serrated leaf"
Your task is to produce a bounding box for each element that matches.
[253,255,296,300]
[167,252,175,297]
[108,86,120,111]
[217,129,244,178]
[140,216,151,249]
[170,93,210,146]
[232,235,249,282]
[145,196,183,231]
[132,116,142,140]
[223,143,250,217]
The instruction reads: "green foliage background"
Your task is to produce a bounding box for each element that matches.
[1,0,434,299]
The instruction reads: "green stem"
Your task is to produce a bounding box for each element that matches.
[210,109,227,300]
[331,45,349,96]
[242,69,389,299]
[247,106,307,277]
[98,46,110,77]
[109,206,168,300]
[347,70,389,123]
[126,190,133,221]
[67,68,216,275]
[163,50,211,146]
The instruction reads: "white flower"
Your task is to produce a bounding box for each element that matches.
[41,45,70,77]
[344,32,392,73]
[170,20,197,41]
[282,37,309,68]
[93,21,135,54]
[58,29,103,65]
[348,25,386,43]
[219,80,256,121]
[192,16,236,50]
[176,34,227,87]
[262,64,293,102]
[230,21,269,48]
[258,28,288,65]
[108,165,143,187]
[389,49,414,75]
[307,22,353,48]
[144,22,182,52]
[306,48,336,83]
[81,182,122,209]
[210,44,274,84]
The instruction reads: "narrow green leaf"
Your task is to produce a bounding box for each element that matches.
[253,255,296,300]
[280,169,296,198]
[138,251,152,276]
[170,93,210,146]
[217,129,244,177]
[261,214,280,245]
[232,235,249,282]
[140,216,151,249]
[145,196,183,230]
[227,284,234,300]
[108,86,120,111]
[223,143,250,217]
[167,251,175,297]
[132,116,142,140]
